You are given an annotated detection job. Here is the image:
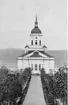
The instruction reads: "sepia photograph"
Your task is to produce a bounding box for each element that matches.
[0,0,67,105]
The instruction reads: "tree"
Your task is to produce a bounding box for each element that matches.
[0,67,32,105]
[0,73,22,105]
[54,66,67,105]
[40,68,57,105]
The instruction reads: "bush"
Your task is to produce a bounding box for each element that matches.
[40,66,67,105]
[40,69,56,105]
[0,67,31,105]
[54,66,67,105]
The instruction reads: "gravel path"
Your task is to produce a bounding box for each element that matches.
[23,75,46,105]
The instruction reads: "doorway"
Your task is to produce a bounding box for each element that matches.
[35,64,37,70]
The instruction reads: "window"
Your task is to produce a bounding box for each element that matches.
[31,40,33,45]
[35,37,37,39]
[31,64,33,70]
[39,40,41,45]
[35,64,37,70]
[39,64,41,70]
[35,40,37,45]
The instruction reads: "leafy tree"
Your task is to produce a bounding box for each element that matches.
[40,68,57,105]
[0,67,31,105]
[0,73,22,105]
[0,65,9,83]
[54,66,67,105]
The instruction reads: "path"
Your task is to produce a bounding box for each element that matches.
[23,75,46,105]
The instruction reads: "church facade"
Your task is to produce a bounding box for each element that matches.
[17,16,55,74]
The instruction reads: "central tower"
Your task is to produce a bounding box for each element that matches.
[29,16,43,50]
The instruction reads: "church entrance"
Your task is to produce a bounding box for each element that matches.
[35,64,37,70]
[31,64,41,74]
[35,64,41,71]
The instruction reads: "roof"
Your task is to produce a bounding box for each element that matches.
[18,51,33,57]
[25,45,30,48]
[39,51,54,58]
[30,52,42,57]
[31,27,41,34]
[42,45,47,48]
[18,50,54,58]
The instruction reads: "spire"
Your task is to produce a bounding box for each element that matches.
[35,15,38,28]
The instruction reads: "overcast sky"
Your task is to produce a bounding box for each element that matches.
[0,0,67,50]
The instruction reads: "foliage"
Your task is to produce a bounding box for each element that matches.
[0,67,31,105]
[53,66,67,104]
[40,66,67,105]
[41,69,56,105]
[0,65,9,83]
[17,76,31,105]
[41,68,46,76]
[0,65,9,73]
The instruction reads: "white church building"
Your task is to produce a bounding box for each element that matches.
[17,16,55,74]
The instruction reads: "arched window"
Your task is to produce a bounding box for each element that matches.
[31,40,33,45]
[35,64,37,70]
[39,40,41,45]
[39,64,41,70]
[35,40,37,45]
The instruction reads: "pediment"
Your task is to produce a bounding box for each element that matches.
[23,50,49,58]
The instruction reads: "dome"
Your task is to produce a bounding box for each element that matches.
[31,27,41,34]
[31,15,42,34]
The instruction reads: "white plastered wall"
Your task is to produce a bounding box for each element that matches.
[22,59,30,69]
[49,60,55,74]
[17,58,55,74]
[43,60,50,73]
[17,59,23,70]
[18,58,44,74]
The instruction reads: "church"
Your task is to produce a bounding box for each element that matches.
[17,16,55,74]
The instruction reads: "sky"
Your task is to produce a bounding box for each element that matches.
[0,0,67,50]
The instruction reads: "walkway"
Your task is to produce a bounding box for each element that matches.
[23,75,46,105]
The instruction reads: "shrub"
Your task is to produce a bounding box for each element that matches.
[41,66,67,105]
[54,66,67,105]
[0,67,31,105]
